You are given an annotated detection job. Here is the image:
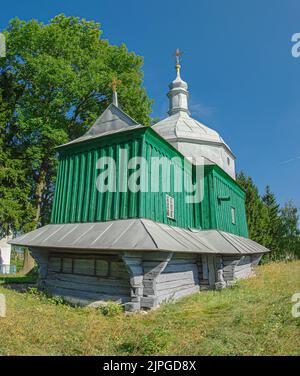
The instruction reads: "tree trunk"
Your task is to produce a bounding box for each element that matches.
[34,170,46,225]
[20,171,46,275]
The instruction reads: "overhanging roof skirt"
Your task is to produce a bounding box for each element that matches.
[9,219,270,255]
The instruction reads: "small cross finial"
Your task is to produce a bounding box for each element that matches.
[174,48,182,76]
[110,77,122,107]
[175,48,182,64]
[111,76,121,92]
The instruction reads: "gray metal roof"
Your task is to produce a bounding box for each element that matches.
[153,111,234,156]
[9,219,270,255]
[58,104,143,149]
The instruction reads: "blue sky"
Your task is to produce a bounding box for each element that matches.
[1,0,300,210]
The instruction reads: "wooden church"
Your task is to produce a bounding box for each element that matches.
[10,53,270,311]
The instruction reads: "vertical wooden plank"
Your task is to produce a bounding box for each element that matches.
[88,149,98,222]
[103,146,113,220]
[145,141,151,219]
[155,147,160,222]
[202,255,209,280]
[64,155,74,223]
[76,153,86,222]
[138,138,146,218]
[208,171,217,229]
[128,140,137,218]
[57,157,66,223]
[60,156,70,223]
[51,159,63,224]
[70,154,79,223]
[157,149,163,223]
[119,143,128,219]
[82,150,92,222]
[96,147,105,221]
[113,144,121,220]
[207,255,216,287]
[148,143,154,221]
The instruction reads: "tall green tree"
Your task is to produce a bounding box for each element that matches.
[279,201,300,259]
[237,172,300,261]
[0,89,35,238]
[236,171,269,246]
[262,185,283,259]
[0,81,36,272]
[0,14,152,229]
[0,14,152,272]
[0,69,33,238]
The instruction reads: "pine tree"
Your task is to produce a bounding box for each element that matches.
[237,173,300,262]
[236,172,269,246]
[262,185,283,260]
[279,201,300,259]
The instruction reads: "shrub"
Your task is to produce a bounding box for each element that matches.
[97,302,124,316]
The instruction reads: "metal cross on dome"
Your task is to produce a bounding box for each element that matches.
[111,76,122,92]
[174,48,183,75]
[110,77,121,107]
[175,48,182,64]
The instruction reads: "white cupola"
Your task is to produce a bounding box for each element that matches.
[153,49,236,179]
[168,50,190,115]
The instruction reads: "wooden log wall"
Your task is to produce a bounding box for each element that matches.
[43,251,131,306]
[147,253,200,305]
[31,247,264,310]
[222,255,255,282]
[197,255,210,289]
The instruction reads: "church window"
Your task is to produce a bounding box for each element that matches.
[231,207,236,224]
[166,194,175,219]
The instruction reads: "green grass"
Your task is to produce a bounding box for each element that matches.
[0,269,38,285]
[0,261,299,355]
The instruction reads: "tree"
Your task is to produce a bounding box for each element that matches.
[0,86,35,238]
[236,171,269,246]
[0,69,36,273]
[237,173,300,262]
[279,201,300,259]
[0,14,153,272]
[262,185,283,260]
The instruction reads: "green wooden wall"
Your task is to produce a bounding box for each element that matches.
[140,130,196,229]
[51,127,248,237]
[200,165,248,237]
[51,129,144,224]
[51,127,196,229]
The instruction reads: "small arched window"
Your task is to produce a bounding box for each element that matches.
[231,207,236,224]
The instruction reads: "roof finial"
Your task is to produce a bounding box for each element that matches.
[175,48,182,77]
[167,48,189,116]
[110,77,121,107]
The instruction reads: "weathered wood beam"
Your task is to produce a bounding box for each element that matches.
[122,252,144,312]
[29,247,49,289]
[141,252,173,310]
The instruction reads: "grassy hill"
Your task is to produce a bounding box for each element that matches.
[0,261,299,355]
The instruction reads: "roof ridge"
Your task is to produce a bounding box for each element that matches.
[140,219,159,249]
[218,230,242,254]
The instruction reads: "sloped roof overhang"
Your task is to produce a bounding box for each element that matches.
[9,219,270,256]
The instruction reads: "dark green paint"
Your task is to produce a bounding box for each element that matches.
[51,127,248,237]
